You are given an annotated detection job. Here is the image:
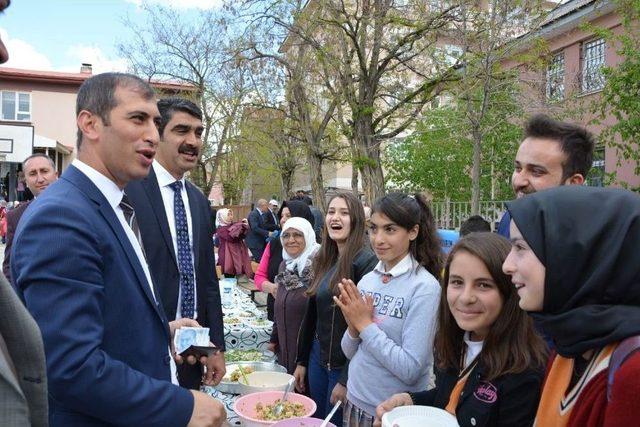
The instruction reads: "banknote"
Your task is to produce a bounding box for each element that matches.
[174,327,210,354]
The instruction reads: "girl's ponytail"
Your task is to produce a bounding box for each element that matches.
[412,193,443,277]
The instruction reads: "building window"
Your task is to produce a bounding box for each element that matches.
[546,53,565,101]
[587,146,605,187]
[581,38,606,93]
[1,91,31,121]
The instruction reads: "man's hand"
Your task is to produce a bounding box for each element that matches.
[170,318,202,365]
[267,342,277,353]
[203,351,226,386]
[293,365,306,392]
[330,382,347,405]
[373,393,413,427]
[187,390,226,427]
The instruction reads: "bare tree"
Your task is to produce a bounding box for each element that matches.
[118,2,256,194]
[446,0,548,213]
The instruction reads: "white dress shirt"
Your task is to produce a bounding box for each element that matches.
[72,159,178,384]
[152,160,198,319]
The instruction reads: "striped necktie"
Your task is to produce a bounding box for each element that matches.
[119,193,145,258]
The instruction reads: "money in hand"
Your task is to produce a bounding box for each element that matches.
[174,327,210,354]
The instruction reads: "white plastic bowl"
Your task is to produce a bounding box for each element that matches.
[381,406,459,427]
[238,371,295,395]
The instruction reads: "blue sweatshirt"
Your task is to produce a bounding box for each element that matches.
[341,253,441,415]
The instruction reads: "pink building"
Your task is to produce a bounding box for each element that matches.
[506,0,638,188]
[0,64,194,201]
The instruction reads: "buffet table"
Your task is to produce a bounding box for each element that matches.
[211,283,277,425]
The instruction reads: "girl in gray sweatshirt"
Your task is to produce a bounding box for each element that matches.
[334,192,444,426]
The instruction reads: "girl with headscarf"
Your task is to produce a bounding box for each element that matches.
[502,186,640,427]
[270,217,320,374]
[215,208,253,279]
[255,200,316,320]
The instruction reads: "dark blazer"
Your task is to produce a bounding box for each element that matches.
[410,362,543,427]
[11,165,193,426]
[0,272,48,427]
[246,208,271,249]
[125,168,224,349]
[2,200,31,283]
[263,210,279,231]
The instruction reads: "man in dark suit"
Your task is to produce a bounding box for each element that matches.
[2,153,58,284]
[126,98,226,390]
[11,73,225,426]
[246,198,274,262]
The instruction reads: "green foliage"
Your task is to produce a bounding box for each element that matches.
[384,106,519,201]
[593,0,640,189]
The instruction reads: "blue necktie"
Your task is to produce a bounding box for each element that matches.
[169,180,195,319]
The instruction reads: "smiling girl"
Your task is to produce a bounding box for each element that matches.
[294,192,377,424]
[333,192,443,426]
[502,186,640,427]
[375,232,547,427]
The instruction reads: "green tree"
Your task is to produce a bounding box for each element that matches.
[592,0,640,190]
[384,104,518,201]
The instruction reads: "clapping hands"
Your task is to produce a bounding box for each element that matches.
[332,279,374,336]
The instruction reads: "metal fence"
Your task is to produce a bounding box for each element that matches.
[431,200,507,230]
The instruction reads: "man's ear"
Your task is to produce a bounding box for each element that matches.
[76,110,101,142]
[566,173,585,186]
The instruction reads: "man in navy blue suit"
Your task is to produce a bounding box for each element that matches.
[245,199,276,262]
[126,98,226,390]
[11,73,226,426]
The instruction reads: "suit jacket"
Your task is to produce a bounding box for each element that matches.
[2,200,31,283]
[0,272,48,427]
[125,168,224,349]
[262,210,279,231]
[11,165,193,427]
[246,208,271,249]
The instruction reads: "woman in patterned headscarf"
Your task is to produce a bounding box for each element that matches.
[270,217,320,374]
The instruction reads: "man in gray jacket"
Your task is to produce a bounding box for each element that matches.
[0,1,48,425]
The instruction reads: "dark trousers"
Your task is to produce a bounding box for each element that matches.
[178,362,202,390]
[308,339,343,425]
[249,246,265,263]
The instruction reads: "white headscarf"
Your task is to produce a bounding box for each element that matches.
[281,217,320,274]
[216,208,231,227]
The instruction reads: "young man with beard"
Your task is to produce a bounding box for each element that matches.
[126,98,226,391]
[497,114,595,237]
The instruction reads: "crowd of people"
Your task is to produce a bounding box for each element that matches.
[1,2,639,426]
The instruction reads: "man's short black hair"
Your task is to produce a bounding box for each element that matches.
[460,215,491,236]
[524,114,595,181]
[76,72,155,149]
[157,98,202,136]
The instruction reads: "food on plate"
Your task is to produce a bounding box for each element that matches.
[225,349,264,362]
[223,317,242,324]
[229,366,255,382]
[255,400,306,421]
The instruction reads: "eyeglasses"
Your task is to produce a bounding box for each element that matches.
[282,231,305,241]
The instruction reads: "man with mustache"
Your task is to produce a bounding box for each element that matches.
[126,98,226,390]
[497,114,595,237]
